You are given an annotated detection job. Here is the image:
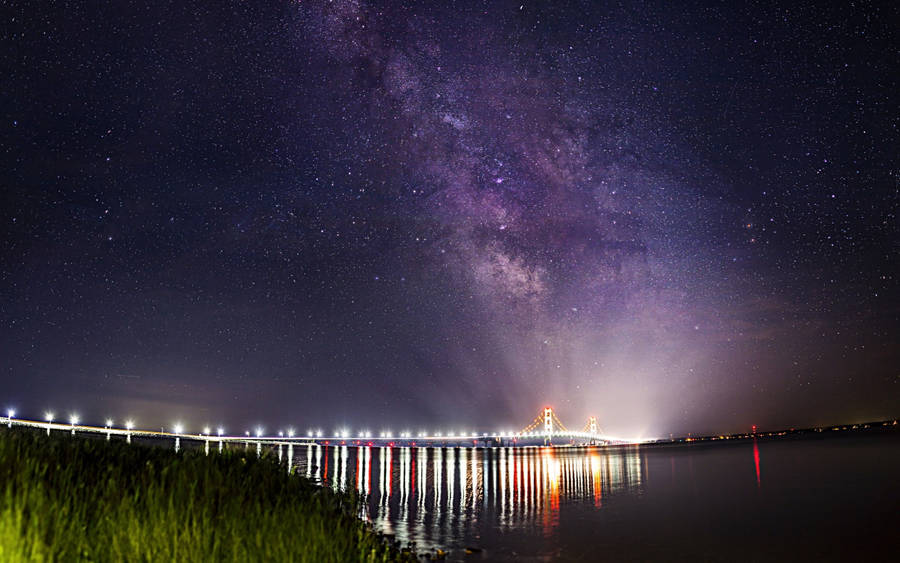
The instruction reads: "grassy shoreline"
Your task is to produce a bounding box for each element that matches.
[0,428,416,562]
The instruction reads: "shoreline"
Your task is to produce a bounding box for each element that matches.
[0,427,419,562]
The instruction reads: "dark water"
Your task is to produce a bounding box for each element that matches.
[285,432,898,561]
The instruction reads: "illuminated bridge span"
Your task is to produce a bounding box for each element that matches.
[0,406,641,450]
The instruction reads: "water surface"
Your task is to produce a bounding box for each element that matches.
[287,432,898,561]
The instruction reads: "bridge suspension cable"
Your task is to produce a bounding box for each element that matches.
[518,407,580,435]
[550,410,568,432]
[519,413,544,435]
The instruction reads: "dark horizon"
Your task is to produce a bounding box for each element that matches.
[2,1,897,438]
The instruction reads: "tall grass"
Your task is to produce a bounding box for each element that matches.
[0,428,416,562]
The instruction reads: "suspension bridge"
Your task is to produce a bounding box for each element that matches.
[0,406,640,449]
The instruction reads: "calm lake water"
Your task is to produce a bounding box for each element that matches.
[285,431,898,561]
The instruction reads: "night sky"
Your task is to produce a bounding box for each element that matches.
[3,1,897,437]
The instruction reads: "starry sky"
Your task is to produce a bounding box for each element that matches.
[2,1,897,437]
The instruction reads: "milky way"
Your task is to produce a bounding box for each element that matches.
[2,1,897,435]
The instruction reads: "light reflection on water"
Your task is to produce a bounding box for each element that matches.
[293,445,643,556]
[173,433,897,560]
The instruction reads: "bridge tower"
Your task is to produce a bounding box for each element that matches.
[589,416,598,435]
[519,406,569,446]
[543,407,554,446]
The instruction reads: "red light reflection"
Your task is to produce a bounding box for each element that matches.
[753,438,761,488]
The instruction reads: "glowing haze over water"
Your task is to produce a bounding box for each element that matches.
[2,1,897,436]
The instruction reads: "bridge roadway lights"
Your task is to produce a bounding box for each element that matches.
[2,411,615,450]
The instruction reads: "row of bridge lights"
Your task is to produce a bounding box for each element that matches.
[3,409,595,440]
[34,411,136,431]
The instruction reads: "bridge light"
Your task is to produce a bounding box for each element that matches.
[204,427,211,436]
[288,428,295,437]
[278,431,284,437]
[45,411,54,423]
[70,414,79,426]
[217,427,224,436]
[173,423,184,435]
[255,427,263,438]
[125,420,134,431]
[7,409,15,419]
[316,429,322,438]
[105,418,113,428]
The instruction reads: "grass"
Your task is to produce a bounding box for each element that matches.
[0,428,417,562]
